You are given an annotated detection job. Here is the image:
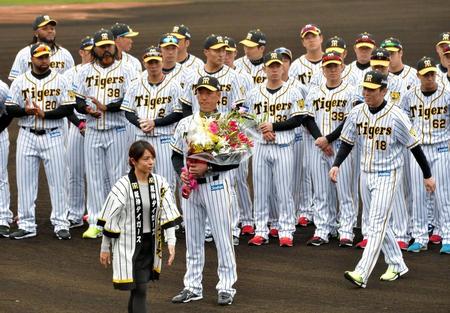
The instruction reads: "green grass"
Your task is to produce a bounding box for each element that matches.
[0,0,162,5]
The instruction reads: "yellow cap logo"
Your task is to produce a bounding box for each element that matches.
[443,33,449,41]
[365,74,372,82]
[331,39,338,47]
[377,51,384,57]
[424,59,432,67]
[246,33,252,40]
[101,33,109,40]
[43,15,50,21]
[217,36,224,43]
[202,77,210,84]
[173,26,179,32]
[271,52,277,59]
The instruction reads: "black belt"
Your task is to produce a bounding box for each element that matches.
[197,175,220,184]
[22,127,58,136]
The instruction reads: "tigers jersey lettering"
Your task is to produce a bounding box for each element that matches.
[9,45,74,81]
[289,55,322,86]
[180,65,245,113]
[6,70,74,129]
[341,101,419,173]
[234,56,267,85]
[121,76,183,136]
[74,60,136,130]
[402,84,450,145]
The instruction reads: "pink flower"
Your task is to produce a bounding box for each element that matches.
[238,132,248,143]
[228,120,238,132]
[208,121,219,134]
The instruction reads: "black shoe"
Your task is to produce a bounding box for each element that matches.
[205,234,213,242]
[172,289,203,303]
[233,236,239,246]
[10,229,36,240]
[69,220,84,229]
[55,229,71,240]
[306,236,328,246]
[0,225,10,238]
[217,292,233,305]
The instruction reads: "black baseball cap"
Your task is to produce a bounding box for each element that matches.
[370,48,390,67]
[93,29,115,47]
[224,36,237,52]
[436,32,450,46]
[204,34,228,50]
[322,52,343,67]
[159,33,179,48]
[355,32,375,49]
[380,37,402,52]
[325,36,347,54]
[417,57,437,75]
[142,46,162,63]
[80,36,94,51]
[111,23,139,39]
[274,47,293,61]
[30,43,51,58]
[32,15,57,30]
[240,29,267,47]
[171,24,191,40]
[263,51,283,66]
[300,24,321,38]
[195,76,221,92]
[362,70,388,89]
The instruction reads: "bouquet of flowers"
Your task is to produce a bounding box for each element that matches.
[181,109,258,198]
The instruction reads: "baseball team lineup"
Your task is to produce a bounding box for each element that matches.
[0,11,449,312]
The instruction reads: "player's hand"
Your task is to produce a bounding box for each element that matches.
[86,106,101,118]
[25,98,38,115]
[315,136,329,150]
[89,97,107,112]
[322,144,334,157]
[32,101,45,119]
[262,131,276,142]
[139,119,155,133]
[259,122,273,133]
[189,162,208,178]
[99,251,111,268]
[329,166,339,183]
[424,177,436,193]
[167,244,175,266]
[180,170,190,185]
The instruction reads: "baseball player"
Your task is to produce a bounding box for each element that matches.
[62,36,94,228]
[5,43,75,240]
[0,80,12,237]
[111,23,142,73]
[305,52,359,247]
[121,46,183,192]
[235,29,267,85]
[9,14,74,81]
[330,70,436,288]
[170,24,204,71]
[246,52,314,247]
[402,57,450,255]
[171,76,239,305]
[73,29,136,239]
[380,37,419,90]
[289,23,324,226]
[224,36,254,94]
[347,32,376,88]
[438,43,450,89]
[435,32,450,77]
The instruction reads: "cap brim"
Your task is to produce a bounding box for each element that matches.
[160,42,179,48]
[82,45,93,51]
[322,60,342,67]
[325,47,345,54]
[443,50,450,55]
[37,19,57,28]
[384,47,400,52]
[195,85,219,92]
[362,82,383,89]
[265,59,283,66]
[95,40,116,47]
[301,30,320,38]
[33,51,51,58]
[355,42,375,49]
[240,39,259,47]
[171,33,186,39]
[418,67,437,75]
[143,56,162,62]
[208,43,228,50]
[370,60,390,67]
[436,40,450,46]
[123,31,139,38]
[226,47,237,52]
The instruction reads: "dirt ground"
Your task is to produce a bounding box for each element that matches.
[1,1,449,312]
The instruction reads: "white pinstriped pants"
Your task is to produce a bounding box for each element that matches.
[236,159,253,227]
[356,169,407,283]
[0,130,12,226]
[294,129,314,220]
[253,143,296,239]
[411,144,450,245]
[182,175,237,296]
[67,124,86,222]
[84,127,128,226]
[16,127,69,232]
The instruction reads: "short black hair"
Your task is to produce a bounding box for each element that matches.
[128,140,156,167]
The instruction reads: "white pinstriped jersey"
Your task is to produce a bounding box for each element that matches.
[305,82,358,136]
[244,82,306,144]
[64,64,88,120]
[346,61,372,88]
[121,76,183,136]
[289,55,322,86]
[309,63,355,88]
[402,84,450,145]
[235,67,254,95]
[179,53,204,72]
[391,65,419,90]
[0,80,8,115]
[438,72,450,89]
[8,45,74,81]
[74,60,136,130]
[341,101,419,173]
[286,77,308,99]
[5,70,74,129]
[180,65,245,113]
[142,63,194,90]
[122,51,142,73]
[235,56,267,85]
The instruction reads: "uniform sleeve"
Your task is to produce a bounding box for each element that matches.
[120,80,138,113]
[8,48,28,81]
[229,74,245,108]
[97,178,128,238]
[158,177,182,230]
[73,68,87,98]
[60,76,76,106]
[179,81,194,106]
[340,109,358,145]
[394,110,419,149]
[170,120,186,154]
[400,89,412,116]
[0,81,9,113]
[172,83,183,113]
[5,79,23,107]
[290,88,306,117]
[304,89,316,117]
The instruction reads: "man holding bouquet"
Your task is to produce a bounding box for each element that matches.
[170,76,245,306]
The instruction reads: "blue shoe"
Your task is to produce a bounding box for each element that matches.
[440,244,450,254]
[407,242,427,253]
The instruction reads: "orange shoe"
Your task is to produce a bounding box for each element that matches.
[355,239,368,249]
[297,216,312,227]
[248,235,268,246]
[279,237,293,247]
[429,234,442,245]
[269,228,279,238]
[241,225,255,235]
[397,241,408,251]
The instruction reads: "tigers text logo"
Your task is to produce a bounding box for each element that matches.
[85,75,125,89]
[356,122,392,139]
